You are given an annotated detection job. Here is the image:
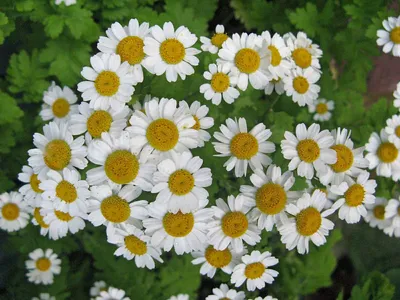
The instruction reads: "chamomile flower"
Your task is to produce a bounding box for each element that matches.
[264,78,285,95]
[218,33,269,91]
[329,171,377,224]
[364,197,391,229]
[384,198,400,237]
[213,118,275,177]
[305,180,337,209]
[25,248,61,285]
[207,195,261,253]
[278,190,335,254]
[281,123,337,179]
[143,22,200,82]
[32,207,50,237]
[200,25,229,54]
[32,293,56,300]
[231,250,279,292]
[393,82,400,109]
[28,121,88,180]
[377,16,400,56]
[98,19,151,83]
[143,200,213,255]
[55,0,76,6]
[40,82,78,123]
[107,224,163,269]
[308,98,334,122]
[152,151,212,213]
[18,165,44,207]
[96,287,130,300]
[284,67,321,106]
[90,281,107,297]
[199,63,240,105]
[167,295,189,300]
[205,284,245,300]
[0,192,30,232]
[286,32,322,70]
[385,114,400,147]
[78,53,135,112]
[262,31,292,79]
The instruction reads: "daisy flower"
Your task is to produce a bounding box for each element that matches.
[90,281,107,297]
[305,180,337,209]
[200,25,229,54]
[152,151,212,213]
[286,31,322,70]
[385,114,400,147]
[218,33,269,91]
[77,53,135,112]
[96,287,130,300]
[143,199,213,255]
[98,19,151,83]
[28,121,88,180]
[0,192,30,232]
[231,250,279,292]
[213,117,275,177]
[207,195,261,253]
[365,129,400,180]
[18,165,44,207]
[40,82,78,123]
[107,224,163,269]
[364,197,391,229]
[278,190,335,254]
[205,283,245,300]
[25,248,61,285]
[393,82,400,109]
[32,293,56,300]
[384,198,400,237]
[167,295,189,300]
[377,16,400,56]
[264,77,285,95]
[55,0,76,6]
[329,171,377,224]
[32,207,50,237]
[308,98,334,122]
[284,67,321,106]
[143,21,200,82]
[199,63,240,105]
[281,123,337,179]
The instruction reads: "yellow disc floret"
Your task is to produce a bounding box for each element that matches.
[211,33,228,48]
[30,174,43,193]
[330,144,354,173]
[296,139,320,163]
[221,211,248,238]
[230,133,259,160]
[296,207,322,236]
[256,183,287,215]
[373,205,385,220]
[377,142,398,163]
[293,76,309,94]
[146,119,179,151]
[100,195,131,223]
[192,116,201,130]
[104,150,139,184]
[316,103,328,114]
[395,126,400,138]
[163,211,194,237]
[124,235,147,255]
[234,48,260,74]
[95,71,120,96]
[292,48,312,68]
[211,72,230,93]
[54,210,73,222]
[56,180,77,203]
[1,203,20,221]
[204,246,232,268]
[34,208,49,228]
[36,258,51,271]
[44,140,71,171]
[244,262,265,279]
[344,184,365,207]
[87,110,113,138]
[117,36,145,65]
[159,39,186,64]
[390,27,400,44]
[168,169,195,195]
[52,98,70,118]
[268,45,282,66]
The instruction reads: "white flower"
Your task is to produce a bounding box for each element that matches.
[384,198,400,237]
[281,123,337,179]
[199,63,240,105]
[286,31,322,70]
[251,297,277,300]
[218,33,269,91]
[329,171,377,224]
[32,207,50,237]
[205,283,245,300]
[32,293,56,300]
[213,117,275,177]
[40,82,78,123]
[231,250,279,291]
[0,192,30,232]
[264,77,285,95]
[364,197,391,229]
[96,287,130,300]
[385,114,400,147]
[278,190,334,254]
[284,67,320,106]
[304,180,337,209]
[55,0,76,6]
[143,22,200,82]
[200,25,229,54]
[393,82,400,109]
[90,281,107,297]
[25,248,61,285]
[308,98,334,122]
[207,195,261,253]
[377,16,400,56]
[167,294,189,300]
[18,165,43,207]
[28,121,88,180]
[78,53,135,112]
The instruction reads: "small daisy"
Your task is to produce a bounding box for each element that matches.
[107,224,163,269]
[218,33,269,91]
[143,22,200,82]
[25,248,61,285]
[281,123,337,179]
[32,207,50,237]
[365,129,400,180]
[393,82,400,109]
[143,199,213,255]
[308,98,334,122]
[90,281,107,297]
[32,293,56,300]
[264,77,285,95]
[205,283,245,300]
[329,171,377,224]
[199,63,240,105]
[385,114,400,147]
[18,165,44,207]
[364,197,391,229]
[55,0,76,6]
[28,121,88,180]
[0,192,30,232]
[377,16,400,56]
[207,195,261,253]
[284,67,321,106]
[305,180,337,209]
[167,295,189,300]
[200,25,229,54]
[78,53,135,112]
[231,250,279,292]
[96,287,130,300]
[286,32,322,70]
[213,117,275,177]
[384,198,400,237]
[278,190,335,254]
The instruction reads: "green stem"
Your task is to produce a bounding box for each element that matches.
[268,94,281,112]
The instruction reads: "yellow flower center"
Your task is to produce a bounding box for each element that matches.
[159,39,186,65]
[330,144,354,173]
[244,262,265,279]
[292,48,312,68]
[36,258,51,271]
[34,208,49,228]
[296,207,322,236]
[395,126,400,138]
[162,211,194,237]
[1,203,20,221]
[377,142,398,163]
[124,235,147,255]
[204,246,232,268]
[55,210,73,222]
[44,140,71,171]
[397,207,400,216]
[56,180,77,203]
[344,184,365,207]
[87,110,113,138]
[116,36,145,65]
[211,72,230,93]
[95,71,120,96]
[221,211,248,238]
[390,27,400,44]
[234,48,260,74]
[100,195,131,223]
[52,98,70,118]
[293,76,309,94]
[316,103,328,114]
[373,205,385,220]
[104,150,139,184]
[296,139,320,163]
[268,45,281,66]
[256,183,287,215]
[211,33,228,48]
[146,119,179,151]
[191,116,201,130]
[168,169,195,195]
[30,174,43,193]
[230,133,259,160]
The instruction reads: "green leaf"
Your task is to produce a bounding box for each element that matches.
[267,111,294,144]
[349,271,395,300]
[0,12,15,45]
[288,3,319,37]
